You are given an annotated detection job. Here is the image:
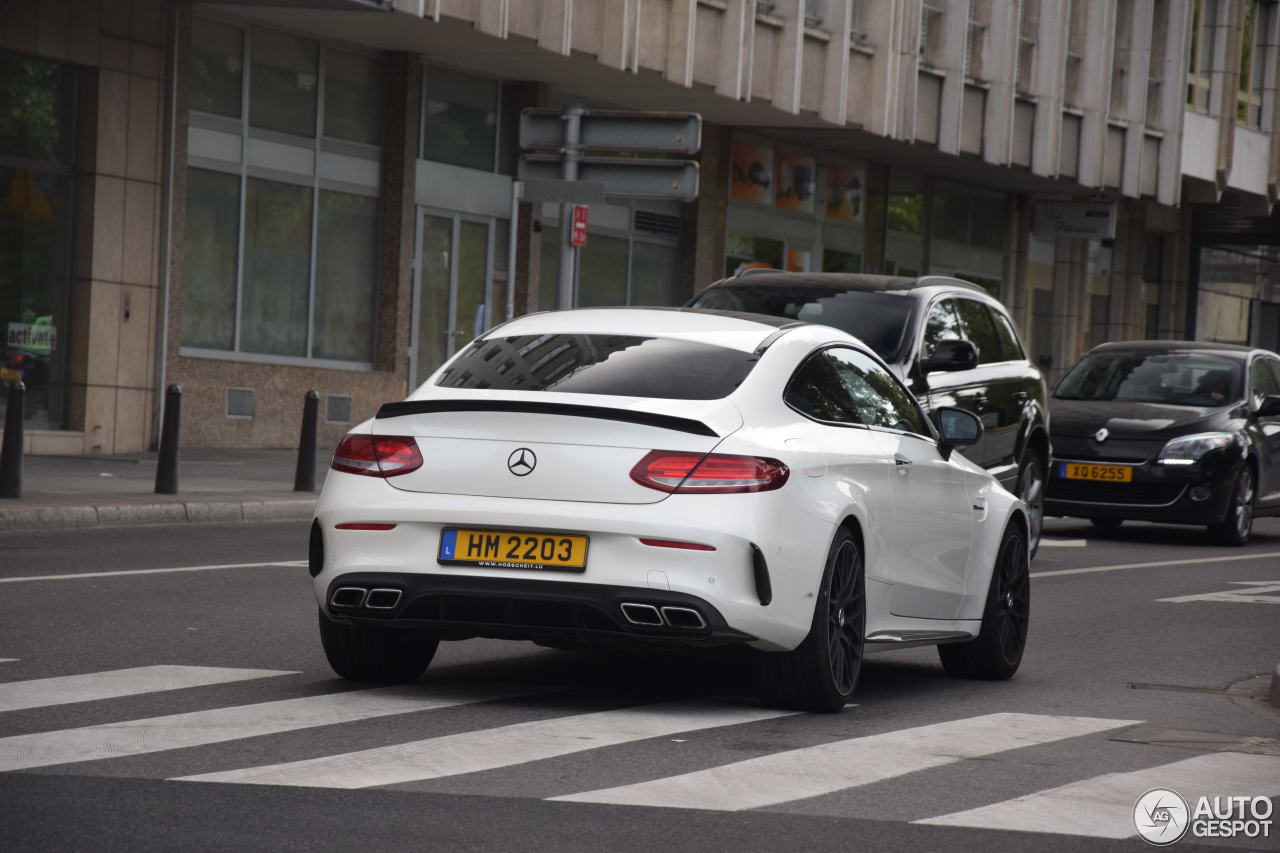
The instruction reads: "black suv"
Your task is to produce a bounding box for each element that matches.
[689,270,1051,552]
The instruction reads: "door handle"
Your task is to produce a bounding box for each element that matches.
[894,454,912,466]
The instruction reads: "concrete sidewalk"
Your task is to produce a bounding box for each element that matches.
[0,448,328,531]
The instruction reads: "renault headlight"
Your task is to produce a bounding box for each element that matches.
[1156,432,1237,465]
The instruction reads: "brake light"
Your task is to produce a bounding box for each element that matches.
[331,435,423,478]
[630,450,789,494]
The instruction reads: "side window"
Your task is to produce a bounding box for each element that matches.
[922,299,963,359]
[825,347,930,436]
[784,353,862,424]
[1250,357,1280,407]
[989,307,1026,362]
[954,298,1003,364]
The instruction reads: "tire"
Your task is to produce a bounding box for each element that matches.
[318,610,439,682]
[1015,453,1046,559]
[1090,517,1124,529]
[938,523,1030,680]
[756,529,865,713]
[1208,465,1255,547]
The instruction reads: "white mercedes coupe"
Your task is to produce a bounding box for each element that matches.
[310,308,1031,712]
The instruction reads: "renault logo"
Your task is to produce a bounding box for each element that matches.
[1094,427,1109,443]
[507,448,537,476]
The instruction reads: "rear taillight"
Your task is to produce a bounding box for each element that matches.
[331,435,423,478]
[630,450,789,494]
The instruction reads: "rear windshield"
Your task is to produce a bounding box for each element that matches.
[1054,351,1244,406]
[689,285,913,361]
[435,334,758,400]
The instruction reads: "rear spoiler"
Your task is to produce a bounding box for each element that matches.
[375,399,720,438]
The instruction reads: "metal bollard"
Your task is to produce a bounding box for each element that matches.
[0,381,25,499]
[294,389,319,492]
[154,384,182,495]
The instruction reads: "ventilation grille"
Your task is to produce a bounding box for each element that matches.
[633,210,680,236]
[326,394,353,424]
[225,387,255,419]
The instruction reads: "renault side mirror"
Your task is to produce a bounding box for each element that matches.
[936,407,982,461]
[922,339,979,373]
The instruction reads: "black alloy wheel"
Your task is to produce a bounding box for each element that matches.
[756,530,865,712]
[938,524,1030,680]
[1208,465,1255,547]
[1016,453,1045,558]
[826,537,867,696]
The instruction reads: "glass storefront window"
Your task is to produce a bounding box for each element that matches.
[249,28,318,137]
[631,241,679,306]
[725,233,785,276]
[886,169,924,276]
[422,67,497,171]
[1,51,76,428]
[324,50,383,145]
[314,190,377,362]
[823,249,862,273]
[191,18,243,118]
[181,168,240,351]
[241,178,313,357]
[578,234,629,307]
[539,225,561,311]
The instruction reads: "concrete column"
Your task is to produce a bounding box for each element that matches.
[375,53,420,378]
[681,121,731,298]
[862,162,889,274]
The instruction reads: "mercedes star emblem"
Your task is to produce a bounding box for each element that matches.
[1094,427,1109,443]
[507,448,537,476]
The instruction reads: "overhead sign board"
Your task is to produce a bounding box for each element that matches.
[517,179,607,204]
[519,109,701,155]
[518,156,700,202]
[1032,200,1117,240]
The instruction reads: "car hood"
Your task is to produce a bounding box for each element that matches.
[1048,399,1237,440]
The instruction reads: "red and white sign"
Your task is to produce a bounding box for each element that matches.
[570,204,589,246]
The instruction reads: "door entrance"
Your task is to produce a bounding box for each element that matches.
[411,209,493,388]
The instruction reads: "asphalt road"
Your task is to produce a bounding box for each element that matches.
[1,516,1278,852]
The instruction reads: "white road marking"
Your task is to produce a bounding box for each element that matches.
[916,751,1280,839]
[0,561,307,584]
[0,665,295,713]
[1038,539,1088,548]
[175,700,795,788]
[1156,580,1280,605]
[0,684,532,772]
[550,713,1137,811]
[1032,551,1280,579]
[0,659,16,663]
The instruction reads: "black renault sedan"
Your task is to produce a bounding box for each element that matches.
[1046,341,1280,545]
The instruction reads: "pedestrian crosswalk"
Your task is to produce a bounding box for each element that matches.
[2,662,1277,844]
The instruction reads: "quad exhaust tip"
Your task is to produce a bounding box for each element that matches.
[620,602,707,630]
[330,586,402,611]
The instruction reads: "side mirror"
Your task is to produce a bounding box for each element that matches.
[1258,395,1280,417]
[922,339,979,373]
[936,407,983,461]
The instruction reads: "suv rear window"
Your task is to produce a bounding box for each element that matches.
[436,334,758,400]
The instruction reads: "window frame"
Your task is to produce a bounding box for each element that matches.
[785,344,935,441]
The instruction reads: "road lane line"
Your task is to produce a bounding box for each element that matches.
[175,700,795,788]
[1032,551,1280,579]
[0,665,295,713]
[550,712,1138,811]
[0,659,16,664]
[915,751,1280,839]
[0,561,307,584]
[0,684,534,772]
[1038,539,1087,548]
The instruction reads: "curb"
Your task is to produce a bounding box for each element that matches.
[1269,663,1280,709]
[0,498,316,531]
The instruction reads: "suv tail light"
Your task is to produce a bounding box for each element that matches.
[630,451,789,494]
[332,435,423,478]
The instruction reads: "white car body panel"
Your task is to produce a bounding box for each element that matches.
[313,309,1026,652]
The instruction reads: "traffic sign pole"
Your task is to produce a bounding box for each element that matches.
[558,105,585,310]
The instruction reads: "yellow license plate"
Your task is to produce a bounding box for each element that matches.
[1059,463,1134,483]
[438,528,589,571]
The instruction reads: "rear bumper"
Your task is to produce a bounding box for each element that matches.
[323,572,755,648]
